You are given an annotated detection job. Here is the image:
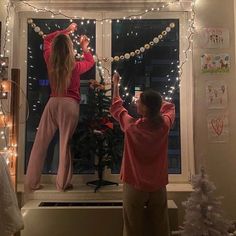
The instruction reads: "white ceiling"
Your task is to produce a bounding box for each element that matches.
[14,0,191,11]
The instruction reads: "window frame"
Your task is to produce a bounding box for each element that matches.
[17,10,194,185]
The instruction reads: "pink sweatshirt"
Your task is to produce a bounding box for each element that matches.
[43,30,95,102]
[110,97,175,192]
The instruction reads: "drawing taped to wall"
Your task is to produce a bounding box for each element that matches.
[206,80,227,109]
[201,53,230,74]
[207,112,229,143]
[199,28,229,48]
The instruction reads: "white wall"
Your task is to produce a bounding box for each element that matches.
[193,0,236,220]
[1,0,236,224]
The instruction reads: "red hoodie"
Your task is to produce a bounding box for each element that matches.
[110,97,175,192]
[43,29,95,102]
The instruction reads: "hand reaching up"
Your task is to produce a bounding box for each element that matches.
[80,35,90,52]
[66,23,77,34]
[112,72,120,86]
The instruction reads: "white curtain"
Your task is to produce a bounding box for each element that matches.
[0,157,24,236]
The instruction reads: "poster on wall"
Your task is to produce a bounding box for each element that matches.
[199,28,230,48]
[201,53,230,74]
[207,112,229,143]
[206,80,228,109]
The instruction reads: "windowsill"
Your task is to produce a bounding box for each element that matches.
[17,182,193,194]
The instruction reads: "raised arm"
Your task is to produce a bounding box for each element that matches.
[110,73,135,132]
[75,35,95,74]
[161,100,175,129]
[43,23,77,63]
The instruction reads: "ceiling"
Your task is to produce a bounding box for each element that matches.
[14,0,191,11]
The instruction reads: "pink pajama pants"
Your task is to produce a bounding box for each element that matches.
[123,183,170,236]
[25,97,80,191]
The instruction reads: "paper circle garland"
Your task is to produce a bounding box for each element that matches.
[124,53,130,59]
[27,19,33,24]
[27,19,176,63]
[38,31,44,36]
[34,27,41,33]
[130,52,135,57]
[114,56,120,61]
[153,37,159,44]
[140,47,145,53]
[162,31,167,36]
[166,27,171,32]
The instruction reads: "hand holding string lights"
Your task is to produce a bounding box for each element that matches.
[66,22,77,34]
[112,71,120,87]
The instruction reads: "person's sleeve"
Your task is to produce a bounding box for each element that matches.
[110,96,135,132]
[75,52,95,75]
[43,29,68,63]
[161,101,175,129]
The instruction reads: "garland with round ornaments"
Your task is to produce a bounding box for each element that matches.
[27,19,175,62]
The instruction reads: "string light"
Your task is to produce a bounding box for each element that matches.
[27,19,177,102]
[20,0,179,23]
[21,0,196,101]
[0,0,196,163]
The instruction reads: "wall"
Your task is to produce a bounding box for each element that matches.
[194,0,236,221]
[1,0,236,225]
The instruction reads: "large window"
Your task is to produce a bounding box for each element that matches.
[19,11,193,184]
[111,19,181,174]
[25,19,96,174]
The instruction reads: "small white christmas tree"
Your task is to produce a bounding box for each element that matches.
[181,167,230,236]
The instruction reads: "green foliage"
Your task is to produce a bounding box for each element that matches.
[71,66,123,175]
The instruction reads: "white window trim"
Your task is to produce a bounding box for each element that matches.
[16,9,194,186]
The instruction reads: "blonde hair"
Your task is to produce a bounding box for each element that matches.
[49,34,75,95]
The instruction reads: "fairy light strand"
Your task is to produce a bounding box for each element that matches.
[20,0,179,23]
[2,0,11,57]
[22,0,196,101]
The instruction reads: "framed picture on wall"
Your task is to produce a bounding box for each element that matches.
[207,112,229,143]
[206,80,228,109]
[201,53,230,74]
[199,28,230,49]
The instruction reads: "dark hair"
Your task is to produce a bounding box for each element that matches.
[140,89,163,126]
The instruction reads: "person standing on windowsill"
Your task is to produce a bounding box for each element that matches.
[25,23,95,192]
[110,72,175,236]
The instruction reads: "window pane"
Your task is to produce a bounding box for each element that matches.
[111,19,181,174]
[25,19,96,174]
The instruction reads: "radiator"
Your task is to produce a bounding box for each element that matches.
[21,200,178,236]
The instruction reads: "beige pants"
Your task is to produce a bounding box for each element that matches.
[25,97,79,191]
[123,183,170,236]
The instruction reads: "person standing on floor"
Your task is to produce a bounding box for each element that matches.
[110,72,175,236]
[25,23,95,192]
